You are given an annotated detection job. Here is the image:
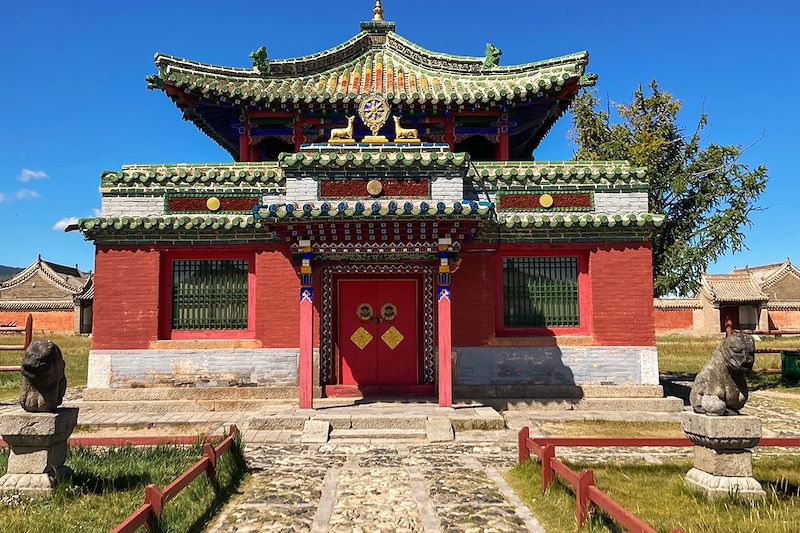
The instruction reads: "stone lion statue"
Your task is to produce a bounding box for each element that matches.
[689,332,755,416]
[19,340,67,413]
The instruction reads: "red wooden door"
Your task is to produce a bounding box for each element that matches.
[338,279,418,386]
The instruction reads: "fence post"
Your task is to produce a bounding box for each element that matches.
[144,484,164,530]
[203,443,217,480]
[576,469,594,528]
[518,426,530,464]
[229,424,239,438]
[23,314,32,350]
[541,444,555,492]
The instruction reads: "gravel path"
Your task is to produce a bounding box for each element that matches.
[209,442,544,533]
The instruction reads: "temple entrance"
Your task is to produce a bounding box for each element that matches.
[336,278,421,390]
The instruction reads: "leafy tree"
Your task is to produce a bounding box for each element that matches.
[571,81,768,297]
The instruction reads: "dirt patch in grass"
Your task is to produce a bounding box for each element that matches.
[0,333,90,402]
[538,420,684,438]
[507,455,800,533]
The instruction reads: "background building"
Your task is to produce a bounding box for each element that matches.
[655,260,800,335]
[0,256,93,333]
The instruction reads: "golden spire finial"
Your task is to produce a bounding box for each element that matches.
[372,0,385,21]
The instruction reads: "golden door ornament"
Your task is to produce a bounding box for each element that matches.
[350,327,373,350]
[381,326,404,350]
[357,303,374,321]
[380,303,397,321]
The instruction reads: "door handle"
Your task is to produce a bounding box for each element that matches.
[373,317,383,324]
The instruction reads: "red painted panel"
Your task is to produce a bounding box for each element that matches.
[337,279,418,386]
[167,197,259,213]
[498,193,592,210]
[451,251,496,346]
[319,179,430,199]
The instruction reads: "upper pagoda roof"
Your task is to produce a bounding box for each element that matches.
[153,30,590,107]
[147,4,596,159]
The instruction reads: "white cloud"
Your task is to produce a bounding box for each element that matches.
[92,208,102,216]
[0,193,7,203]
[15,189,40,200]
[17,169,49,183]
[52,217,79,231]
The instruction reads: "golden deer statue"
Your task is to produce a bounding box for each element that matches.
[392,115,419,142]
[329,115,355,143]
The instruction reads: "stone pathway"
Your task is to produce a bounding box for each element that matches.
[209,442,544,533]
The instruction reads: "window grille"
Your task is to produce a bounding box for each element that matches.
[503,256,579,328]
[172,260,249,330]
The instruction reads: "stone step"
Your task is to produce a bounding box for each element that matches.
[488,396,684,412]
[66,400,285,414]
[329,428,427,440]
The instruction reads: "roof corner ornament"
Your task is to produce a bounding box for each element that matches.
[145,74,165,90]
[580,73,599,87]
[250,46,270,77]
[372,0,385,21]
[483,43,502,69]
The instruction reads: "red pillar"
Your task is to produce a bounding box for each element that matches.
[298,239,314,409]
[496,114,509,161]
[249,143,260,162]
[239,132,250,162]
[437,285,453,407]
[437,237,453,408]
[294,119,304,152]
[444,115,456,151]
[299,288,314,409]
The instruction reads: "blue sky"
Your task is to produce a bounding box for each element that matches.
[1,1,797,273]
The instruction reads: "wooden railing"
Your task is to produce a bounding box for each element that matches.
[0,314,32,373]
[518,428,800,532]
[111,425,239,533]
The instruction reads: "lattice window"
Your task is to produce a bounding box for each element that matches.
[503,256,579,328]
[172,260,249,330]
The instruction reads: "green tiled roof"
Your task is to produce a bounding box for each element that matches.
[152,31,591,107]
[279,145,469,169]
[497,213,664,228]
[101,163,283,187]
[468,161,648,185]
[78,216,260,232]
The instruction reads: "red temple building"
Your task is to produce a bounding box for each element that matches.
[77,3,665,408]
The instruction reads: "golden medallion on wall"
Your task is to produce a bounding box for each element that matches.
[357,303,374,321]
[380,303,397,321]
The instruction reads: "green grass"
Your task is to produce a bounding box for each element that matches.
[0,333,90,402]
[0,438,246,533]
[507,455,800,533]
[657,336,800,392]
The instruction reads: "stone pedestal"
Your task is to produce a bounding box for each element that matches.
[681,411,765,500]
[0,407,79,495]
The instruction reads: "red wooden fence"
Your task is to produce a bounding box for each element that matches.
[518,428,800,532]
[0,314,32,373]
[111,425,239,533]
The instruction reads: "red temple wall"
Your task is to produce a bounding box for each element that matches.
[451,251,496,346]
[93,246,161,350]
[92,241,655,349]
[654,309,695,332]
[769,310,800,330]
[589,243,655,346]
[0,311,74,333]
